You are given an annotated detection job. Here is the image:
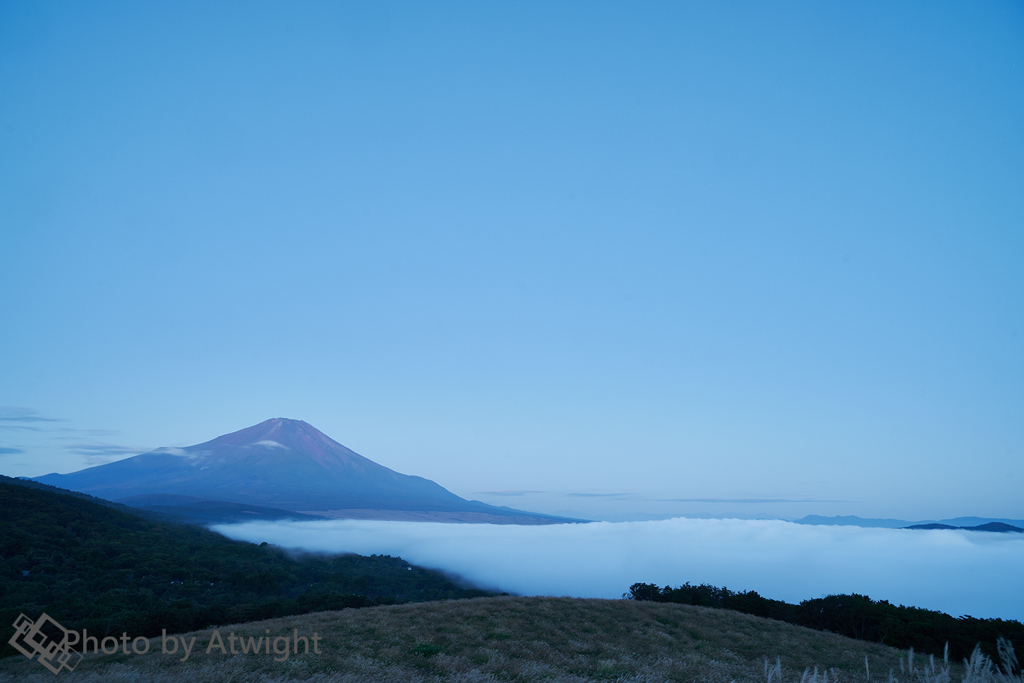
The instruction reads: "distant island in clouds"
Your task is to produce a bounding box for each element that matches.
[793,515,1024,533]
[34,418,585,525]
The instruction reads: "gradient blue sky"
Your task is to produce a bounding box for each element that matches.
[1,1,1022,521]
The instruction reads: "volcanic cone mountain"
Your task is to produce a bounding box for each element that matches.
[35,418,576,524]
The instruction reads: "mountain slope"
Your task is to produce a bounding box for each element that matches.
[34,419,579,524]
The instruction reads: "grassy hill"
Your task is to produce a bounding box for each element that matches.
[2,595,1013,683]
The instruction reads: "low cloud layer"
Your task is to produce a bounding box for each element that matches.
[214,517,1024,622]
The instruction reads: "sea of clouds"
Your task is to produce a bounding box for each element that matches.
[213,517,1024,621]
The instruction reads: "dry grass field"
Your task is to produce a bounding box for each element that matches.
[0,596,1008,683]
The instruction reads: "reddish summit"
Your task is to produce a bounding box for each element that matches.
[194,418,376,471]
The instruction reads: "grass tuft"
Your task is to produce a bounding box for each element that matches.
[411,644,443,657]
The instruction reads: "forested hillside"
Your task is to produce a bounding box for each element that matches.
[628,582,1024,664]
[0,479,492,658]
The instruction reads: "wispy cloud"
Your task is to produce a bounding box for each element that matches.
[565,492,629,498]
[658,498,850,504]
[64,443,143,466]
[0,407,65,424]
[0,408,137,469]
[255,440,286,449]
[0,409,117,442]
[554,493,848,504]
[154,447,191,457]
[476,490,545,497]
[64,443,141,457]
[54,428,118,438]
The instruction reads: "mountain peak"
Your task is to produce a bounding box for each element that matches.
[211,417,319,444]
[32,419,580,523]
[34,418,457,511]
[193,418,368,470]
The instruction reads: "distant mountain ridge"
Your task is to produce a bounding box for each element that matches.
[794,514,1024,531]
[904,522,1023,533]
[34,418,582,525]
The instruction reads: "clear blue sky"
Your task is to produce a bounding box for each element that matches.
[2,1,1022,521]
